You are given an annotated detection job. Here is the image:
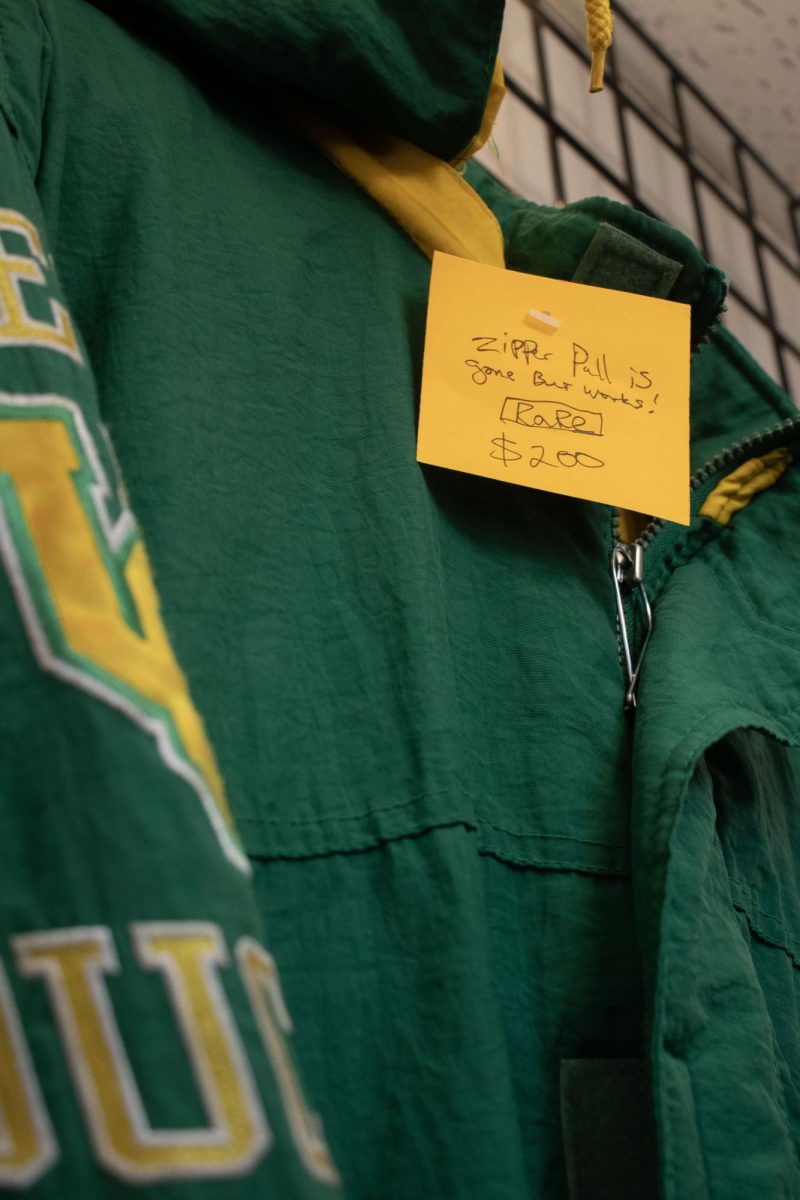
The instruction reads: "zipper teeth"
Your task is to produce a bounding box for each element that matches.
[616,414,800,551]
[693,303,727,352]
[612,298,728,550]
[611,282,792,550]
[688,415,798,487]
[610,289,796,709]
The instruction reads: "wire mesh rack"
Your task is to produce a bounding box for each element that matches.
[481,0,800,397]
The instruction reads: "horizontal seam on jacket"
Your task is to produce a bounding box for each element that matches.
[236,807,626,848]
[244,820,631,877]
[476,847,630,878]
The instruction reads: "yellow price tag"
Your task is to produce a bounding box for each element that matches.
[417,252,691,524]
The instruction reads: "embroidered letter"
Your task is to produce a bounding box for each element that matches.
[0,211,82,363]
[13,926,270,1182]
[0,393,246,871]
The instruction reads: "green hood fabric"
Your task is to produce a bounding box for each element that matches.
[0,2,799,1199]
[92,0,504,161]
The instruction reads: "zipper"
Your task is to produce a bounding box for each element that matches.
[612,414,800,711]
[611,541,652,711]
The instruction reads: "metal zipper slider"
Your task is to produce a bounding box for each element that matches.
[612,542,653,711]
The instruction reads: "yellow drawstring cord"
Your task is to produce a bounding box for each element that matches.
[584,0,613,92]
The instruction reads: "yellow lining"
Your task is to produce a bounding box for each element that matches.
[617,509,650,544]
[699,448,792,526]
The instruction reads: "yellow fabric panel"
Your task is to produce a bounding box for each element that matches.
[288,102,505,268]
[452,58,506,165]
[699,448,792,526]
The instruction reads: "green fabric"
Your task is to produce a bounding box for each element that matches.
[0,2,799,1199]
[648,752,799,1200]
[254,831,646,1199]
[89,0,504,162]
[573,222,683,298]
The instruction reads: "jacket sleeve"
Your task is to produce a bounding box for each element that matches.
[0,12,341,1197]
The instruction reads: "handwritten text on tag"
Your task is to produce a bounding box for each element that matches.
[417,253,691,524]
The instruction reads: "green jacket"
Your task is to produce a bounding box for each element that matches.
[0,2,798,1198]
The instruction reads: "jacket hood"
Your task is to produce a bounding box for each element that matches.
[123,0,505,161]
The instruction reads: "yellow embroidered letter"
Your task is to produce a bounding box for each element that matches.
[0,211,82,363]
[14,925,270,1183]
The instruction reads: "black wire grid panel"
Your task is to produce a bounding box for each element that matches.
[493,0,800,397]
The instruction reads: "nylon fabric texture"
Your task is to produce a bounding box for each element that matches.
[0,2,799,1199]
